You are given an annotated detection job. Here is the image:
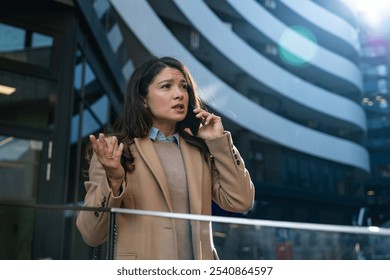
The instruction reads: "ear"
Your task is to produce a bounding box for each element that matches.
[142,97,148,108]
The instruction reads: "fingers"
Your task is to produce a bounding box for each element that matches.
[184,127,194,136]
[116,143,124,158]
[204,113,216,125]
[192,108,224,140]
[106,136,117,158]
[89,134,98,152]
[89,133,107,156]
[89,133,123,160]
[193,108,219,125]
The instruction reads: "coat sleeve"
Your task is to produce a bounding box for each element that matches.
[206,131,255,213]
[76,153,126,247]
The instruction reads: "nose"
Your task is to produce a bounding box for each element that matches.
[173,86,184,100]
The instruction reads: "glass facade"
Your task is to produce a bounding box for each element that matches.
[0,22,54,68]
[0,68,56,128]
[0,136,42,259]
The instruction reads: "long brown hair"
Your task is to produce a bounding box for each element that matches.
[87,56,210,172]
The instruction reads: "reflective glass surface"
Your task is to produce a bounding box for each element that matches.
[0,135,42,201]
[0,69,56,128]
[1,205,389,260]
[0,22,53,68]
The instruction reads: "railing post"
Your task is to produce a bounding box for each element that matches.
[107,210,116,260]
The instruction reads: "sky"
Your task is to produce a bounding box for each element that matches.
[341,0,390,34]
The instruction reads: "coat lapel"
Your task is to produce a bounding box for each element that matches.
[135,136,204,259]
[134,137,174,212]
[180,138,204,260]
[180,138,203,215]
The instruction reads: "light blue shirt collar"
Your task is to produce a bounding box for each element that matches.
[149,127,180,147]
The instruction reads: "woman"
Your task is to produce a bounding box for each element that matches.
[76,56,255,260]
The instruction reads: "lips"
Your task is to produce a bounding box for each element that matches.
[172,104,185,110]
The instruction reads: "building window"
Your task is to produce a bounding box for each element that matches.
[68,48,111,204]
[0,22,54,68]
[0,69,56,128]
[0,135,42,201]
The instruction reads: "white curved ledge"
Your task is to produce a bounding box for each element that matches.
[110,0,370,171]
[173,0,365,132]
[279,0,360,53]
[227,0,361,87]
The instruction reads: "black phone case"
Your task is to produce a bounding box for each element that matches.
[185,103,201,136]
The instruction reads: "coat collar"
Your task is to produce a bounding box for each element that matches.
[149,127,180,147]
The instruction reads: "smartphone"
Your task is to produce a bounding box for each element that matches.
[185,103,201,136]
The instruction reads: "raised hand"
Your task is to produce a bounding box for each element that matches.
[89,133,125,194]
[191,108,224,140]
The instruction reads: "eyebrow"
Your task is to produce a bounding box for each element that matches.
[157,79,187,85]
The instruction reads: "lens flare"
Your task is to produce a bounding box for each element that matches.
[278,25,318,68]
[342,0,390,29]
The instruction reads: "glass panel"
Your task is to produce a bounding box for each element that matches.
[28,32,53,67]
[68,48,110,207]
[70,96,109,144]
[0,136,43,259]
[0,22,53,68]
[0,23,25,51]
[0,206,36,259]
[105,210,390,260]
[0,135,42,201]
[1,205,390,259]
[70,48,109,146]
[93,0,110,19]
[213,224,374,259]
[65,46,113,259]
[0,69,56,128]
[32,33,53,48]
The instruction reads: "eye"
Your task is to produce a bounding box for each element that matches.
[180,83,188,90]
[161,83,171,89]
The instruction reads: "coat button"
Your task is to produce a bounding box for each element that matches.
[236,160,240,165]
[94,211,99,217]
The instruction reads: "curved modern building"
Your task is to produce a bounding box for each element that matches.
[98,0,369,223]
[0,0,380,259]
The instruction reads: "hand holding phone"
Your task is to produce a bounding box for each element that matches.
[192,108,224,140]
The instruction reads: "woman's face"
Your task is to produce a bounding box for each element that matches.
[144,67,189,131]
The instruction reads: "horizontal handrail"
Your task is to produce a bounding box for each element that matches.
[0,202,110,212]
[112,207,390,237]
[1,202,389,236]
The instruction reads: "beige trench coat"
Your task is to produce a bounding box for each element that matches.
[76,132,254,259]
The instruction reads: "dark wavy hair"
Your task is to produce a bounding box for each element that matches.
[87,56,210,172]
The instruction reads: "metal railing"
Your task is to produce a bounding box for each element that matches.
[1,203,390,260]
